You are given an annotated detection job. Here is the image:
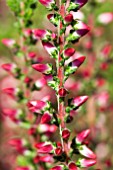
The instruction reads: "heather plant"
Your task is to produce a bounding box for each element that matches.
[1,0,99,170]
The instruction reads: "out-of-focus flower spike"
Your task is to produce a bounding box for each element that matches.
[78,145,96,159]
[77,158,97,168]
[39,0,58,10]
[50,165,64,170]
[32,77,46,91]
[72,20,90,36]
[67,0,88,12]
[42,41,58,59]
[76,129,90,144]
[32,63,53,74]
[2,38,15,48]
[68,162,78,170]
[41,112,52,124]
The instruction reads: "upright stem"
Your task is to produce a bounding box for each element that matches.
[57,1,69,162]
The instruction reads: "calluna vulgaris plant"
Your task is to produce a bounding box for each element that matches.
[1,0,98,169]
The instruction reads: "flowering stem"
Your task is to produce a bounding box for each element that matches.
[57,0,70,162]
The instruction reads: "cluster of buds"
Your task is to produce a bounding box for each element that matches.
[1,0,100,169]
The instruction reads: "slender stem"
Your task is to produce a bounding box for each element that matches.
[57,0,70,163]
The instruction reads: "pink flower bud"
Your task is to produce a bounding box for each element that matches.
[64,14,73,23]
[38,124,57,133]
[33,77,46,90]
[32,29,50,40]
[73,20,90,37]
[62,128,70,140]
[2,108,17,117]
[32,63,52,74]
[71,95,88,109]
[76,129,90,144]
[68,162,78,170]
[9,139,22,147]
[23,29,32,37]
[1,63,16,73]
[78,145,96,159]
[35,143,53,154]
[28,52,36,59]
[72,56,86,68]
[16,167,30,170]
[50,165,63,170]
[2,38,15,47]
[78,159,96,168]
[27,100,46,113]
[41,112,52,124]
[2,87,17,98]
[28,127,36,135]
[47,14,54,20]
[73,0,88,9]
[42,41,58,57]
[98,12,113,24]
[64,48,75,58]
[39,155,54,163]
[24,77,32,84]
[58,88,67,97]
[101,44,112,56]
[39,0,56,9]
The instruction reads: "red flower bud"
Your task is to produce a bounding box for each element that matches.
[41,112,52,124]
[39,0,55,8]
[62,128,70,140]
[2,87,17,98]
[64,48,75,58]
[64,14,73,23]
[58,88,67,97]
[55,147,62,155]
[68,162,78,170]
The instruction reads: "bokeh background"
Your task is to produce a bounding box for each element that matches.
[0,0,113,169]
